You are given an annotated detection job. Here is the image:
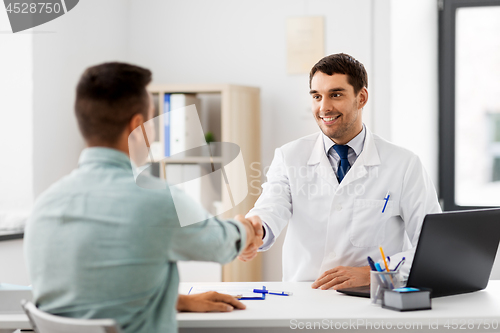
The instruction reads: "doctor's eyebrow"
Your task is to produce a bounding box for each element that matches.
[309,88,346,95]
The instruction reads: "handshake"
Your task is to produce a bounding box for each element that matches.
[234,215,264,262]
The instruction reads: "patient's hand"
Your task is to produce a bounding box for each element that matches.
[235,215,264,262]
[311,266,371,290]
[177,292,246,312]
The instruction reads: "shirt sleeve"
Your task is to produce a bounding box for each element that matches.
[246,147,291,251]
[165,187,246,264]
[389,154,442,279]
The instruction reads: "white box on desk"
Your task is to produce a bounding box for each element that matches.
[0,283,33,314]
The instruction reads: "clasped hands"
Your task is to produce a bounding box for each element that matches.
[234,215,263,262]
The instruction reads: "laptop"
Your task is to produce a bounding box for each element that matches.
[337,208,500,298]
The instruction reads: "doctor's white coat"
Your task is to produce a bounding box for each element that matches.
[248,128,441,282]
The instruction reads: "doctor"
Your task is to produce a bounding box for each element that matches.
[245,53,441,290]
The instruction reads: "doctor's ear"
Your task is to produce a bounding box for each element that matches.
[357,87,368,109]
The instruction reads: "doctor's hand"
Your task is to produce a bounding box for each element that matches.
[177,292,246,312]
[235,215,263,262]
[311,266,371,290]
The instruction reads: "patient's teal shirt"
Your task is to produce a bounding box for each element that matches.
[24,148,246,333]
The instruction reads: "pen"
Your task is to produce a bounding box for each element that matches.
[393,257,406,272]
[253,289,293,296]
[367,256,377,271]
[374,262,384,272]
[382,191,390,213]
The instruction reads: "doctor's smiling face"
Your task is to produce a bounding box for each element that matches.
[309,53,368,145]
[310,72,368,145]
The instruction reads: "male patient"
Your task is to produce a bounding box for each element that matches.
[24,62,262,333]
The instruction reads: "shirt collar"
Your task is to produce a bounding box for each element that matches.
[78,147,133,170]
[322,124,366,157]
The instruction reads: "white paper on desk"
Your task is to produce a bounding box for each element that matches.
[188,286,264,299]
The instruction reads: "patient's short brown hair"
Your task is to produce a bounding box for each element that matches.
[75,62,152,144]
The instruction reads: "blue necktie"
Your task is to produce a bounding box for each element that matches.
[332,145,351,183]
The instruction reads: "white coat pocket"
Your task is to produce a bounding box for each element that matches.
[350,199,394,248]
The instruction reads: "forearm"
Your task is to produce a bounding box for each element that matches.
[169,217,246,264]
[176,292,246,312]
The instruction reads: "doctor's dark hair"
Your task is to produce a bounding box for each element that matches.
[75,62,152,144]
[309,53,368,94]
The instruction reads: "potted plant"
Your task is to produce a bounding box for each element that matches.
[205,132,217,156]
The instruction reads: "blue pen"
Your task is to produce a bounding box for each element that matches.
[253,289,293,296]
[393,257,406,272]
[382,191,390,213]
[367,256,377,271]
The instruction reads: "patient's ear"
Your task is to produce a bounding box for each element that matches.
[128,113,145,135]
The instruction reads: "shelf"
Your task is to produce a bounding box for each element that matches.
[148,84,261,282]
[148,83,259,94]
[158,156,222,164]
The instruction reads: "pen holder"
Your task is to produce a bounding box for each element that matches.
[370,271,403,305]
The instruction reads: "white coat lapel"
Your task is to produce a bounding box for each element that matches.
[307,133,338,187]
[338,127,381,189]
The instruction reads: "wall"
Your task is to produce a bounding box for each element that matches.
[32,0,131,197]
[0,1,33,286]
[389,0,439,186]
[0,7,33,213]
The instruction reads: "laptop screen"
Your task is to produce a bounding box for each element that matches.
[406,208,500,297]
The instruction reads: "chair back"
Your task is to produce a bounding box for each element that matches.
[21,300,122,333]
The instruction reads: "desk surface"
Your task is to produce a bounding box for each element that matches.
[177,281,500,329]
[2,281,500,330]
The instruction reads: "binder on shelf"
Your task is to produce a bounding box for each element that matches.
[169,94,204,157]
[163,94,171,157]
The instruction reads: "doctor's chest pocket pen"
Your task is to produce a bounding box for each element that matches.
[382,191,390,213]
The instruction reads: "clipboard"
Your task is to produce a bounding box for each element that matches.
[187,285,267,300]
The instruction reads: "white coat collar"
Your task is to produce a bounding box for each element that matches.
[322,124,366,158]
[307,126,381,187]
[308,126,380,166]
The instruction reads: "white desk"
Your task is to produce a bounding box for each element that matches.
[178,281,500,333]
[0,314,30,332]
[1,282,500,332]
